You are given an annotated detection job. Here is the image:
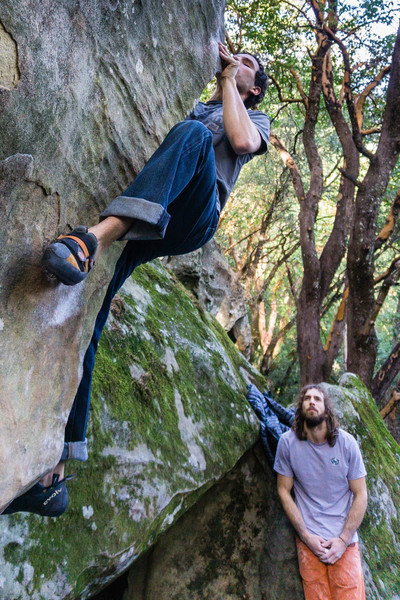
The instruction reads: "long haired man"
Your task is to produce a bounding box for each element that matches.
[274,384,368,600]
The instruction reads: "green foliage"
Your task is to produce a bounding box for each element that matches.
[218,0,400,394]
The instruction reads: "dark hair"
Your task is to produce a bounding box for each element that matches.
[292,384,339,447]
[234,51,269,109]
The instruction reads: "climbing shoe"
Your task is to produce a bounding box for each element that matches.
[2,474,73,517]
[42,226,97,285]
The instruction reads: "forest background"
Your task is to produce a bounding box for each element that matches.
[210,0,400,410]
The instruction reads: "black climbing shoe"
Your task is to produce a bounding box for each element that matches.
[42,226,97,285]
[2,474,73,517]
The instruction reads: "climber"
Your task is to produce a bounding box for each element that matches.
[2,42,270,517]
[274,384,368,600]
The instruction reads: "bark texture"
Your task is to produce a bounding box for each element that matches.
[347,23,400,386]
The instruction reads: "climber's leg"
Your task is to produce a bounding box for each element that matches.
[89,216,133,257]
[43,120,215,285]
[40,461,65,487]
[9,186,218,518]
[64,131,219,451]
[19,120,218,516]
[99,120,217,241]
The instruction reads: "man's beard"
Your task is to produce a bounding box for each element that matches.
[304,413,326,428]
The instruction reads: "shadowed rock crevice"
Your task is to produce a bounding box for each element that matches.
[122,445,303,600]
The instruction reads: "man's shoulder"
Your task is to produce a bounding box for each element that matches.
[336,428,364,460]
[248,108,269,126]
[248,108,269,119]
[274,429,297,475]
[336,428,358,446]
[337,429,366,478]
[247,109,270,153]
[275,429,296,458]
[280,429,297,444]
[193,101,222,114]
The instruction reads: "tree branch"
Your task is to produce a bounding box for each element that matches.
[374,190,400,252]
[269,134,306,202]
[355,66,391,130]
[224,227,263,255]
[308,0,375,160]
[260,316,297,374]
[225,30,236,54]
[379,390,400,419]
[346,24,400,383]
[269,74,305,105]
[338,168,363,188]
[253,241,300,304]
[289,67,309,107]
[326,188,400,358]
[360,257,400,337]
[361,127,382,136]
[319,46,359,300]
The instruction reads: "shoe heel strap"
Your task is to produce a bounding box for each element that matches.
[58,234,90,258]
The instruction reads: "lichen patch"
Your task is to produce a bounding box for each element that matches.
[0,21,20,90]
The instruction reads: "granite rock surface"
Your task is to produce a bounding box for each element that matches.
[0,0,224,508]
[164,239,252,359]
[0,260,264,599]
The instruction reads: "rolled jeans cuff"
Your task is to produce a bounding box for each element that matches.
[100,196,171,241]
[60,440,88,462]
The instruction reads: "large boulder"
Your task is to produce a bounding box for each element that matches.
[0,260,265,600]
[164,239,252,359]
[0,0,224,508]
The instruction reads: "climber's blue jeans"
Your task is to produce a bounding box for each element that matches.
[63,120,219,454]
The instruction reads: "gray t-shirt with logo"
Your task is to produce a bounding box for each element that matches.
[187,101,270,212]
[274,429,367,542]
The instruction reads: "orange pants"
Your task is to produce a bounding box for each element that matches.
[296,538,365,600]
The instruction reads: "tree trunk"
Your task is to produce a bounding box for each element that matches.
[296,295,327,384]
[347,24,400,386]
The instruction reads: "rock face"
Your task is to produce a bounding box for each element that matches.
[164,239,252,359]
[0,261,265,600]
[0,0,224,508]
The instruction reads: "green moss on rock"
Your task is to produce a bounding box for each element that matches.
[0,260,260,600]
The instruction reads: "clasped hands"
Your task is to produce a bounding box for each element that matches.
[305,533,347,564]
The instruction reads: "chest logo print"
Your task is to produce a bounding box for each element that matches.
[331,457,340,466]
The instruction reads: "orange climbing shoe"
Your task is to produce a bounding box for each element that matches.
[42,226,97,285]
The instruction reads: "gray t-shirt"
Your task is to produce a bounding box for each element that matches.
[274,429,367,543]
[187,101,270,211]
